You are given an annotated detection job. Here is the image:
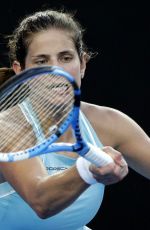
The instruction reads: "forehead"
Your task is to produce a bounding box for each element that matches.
[27,29,76,54]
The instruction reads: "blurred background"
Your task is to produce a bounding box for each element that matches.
[0,1,150,229]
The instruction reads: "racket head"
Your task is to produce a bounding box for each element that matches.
[0,66,81,161]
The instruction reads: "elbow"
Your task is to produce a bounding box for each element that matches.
[31,195,68,219]
[29,193,59,219]
[34,206,51,219]
[23,178,57,219]
[25,177,69,219]
[34,204,62,219]
[30,199,52,219]
[25,187,52,219]
[30,197,55,219]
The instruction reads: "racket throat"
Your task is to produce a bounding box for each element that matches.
[73,141,89,156]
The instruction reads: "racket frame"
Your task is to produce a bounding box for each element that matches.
[0,66,82,161]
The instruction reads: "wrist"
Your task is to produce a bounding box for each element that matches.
[76,157,97,185]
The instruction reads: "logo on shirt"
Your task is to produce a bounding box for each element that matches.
[46,166,68,171]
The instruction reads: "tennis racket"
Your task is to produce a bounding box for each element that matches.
[0,66,113,166]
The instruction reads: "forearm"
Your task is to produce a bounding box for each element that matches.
[30,166,89,218]
[0,157,90,219]
[0,148,128,219]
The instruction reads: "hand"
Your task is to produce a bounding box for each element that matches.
[89,146,128,185]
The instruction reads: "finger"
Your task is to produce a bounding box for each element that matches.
[102,146,128,167]
[89,162,116,176]
[89,163,128,183]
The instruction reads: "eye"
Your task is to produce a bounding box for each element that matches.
[32,56,49,65]
[60,54,73,63]
[35,59,48,65]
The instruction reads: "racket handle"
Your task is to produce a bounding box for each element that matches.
[84,143,114,167]
[76,143,114,185]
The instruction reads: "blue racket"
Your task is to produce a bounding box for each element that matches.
[0,66,113,166]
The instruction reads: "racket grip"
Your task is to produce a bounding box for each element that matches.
[84,143,114,167]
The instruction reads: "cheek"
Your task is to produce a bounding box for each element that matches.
[70,70,81,87]
[64,66,81,87]
[24,56,32,68]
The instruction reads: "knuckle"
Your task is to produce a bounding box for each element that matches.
[114,152,125,163]
[109,163,116,172]
[115,166,129,180]
[102,146,113,152]
[96,168,105,176]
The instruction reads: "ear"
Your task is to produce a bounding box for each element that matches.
[80,52,88,79]
[12,61,22,74]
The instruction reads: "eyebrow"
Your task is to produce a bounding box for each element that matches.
[31,54,49,58]
[31,50,75,58]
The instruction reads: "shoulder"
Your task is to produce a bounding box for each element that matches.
[81,101,147,148]
[81,101,126,127]
[81,101,123,146]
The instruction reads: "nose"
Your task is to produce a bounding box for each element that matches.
[48,58,60,68]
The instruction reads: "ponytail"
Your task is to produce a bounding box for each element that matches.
[0,67,15,86]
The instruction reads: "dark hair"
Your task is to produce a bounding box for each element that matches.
[8,9,92,68]
[0,67,15,86]
[0,9,96,83]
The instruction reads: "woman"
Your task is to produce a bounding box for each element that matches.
[0,9,148,230]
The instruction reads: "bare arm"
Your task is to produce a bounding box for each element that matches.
[115,111,150,179]
[0,104,130,219]
[0,145,128,219]
[82,102,150,179]
[0,158,89,219]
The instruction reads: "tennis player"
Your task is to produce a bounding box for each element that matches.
[0,9,148,230]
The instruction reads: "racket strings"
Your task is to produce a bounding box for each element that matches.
[0,84,30,111]
[0,108,34,152]
[0,73,74,152]
[30,74,73,124]
[0,78,73,151]
[26,73,73,133]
